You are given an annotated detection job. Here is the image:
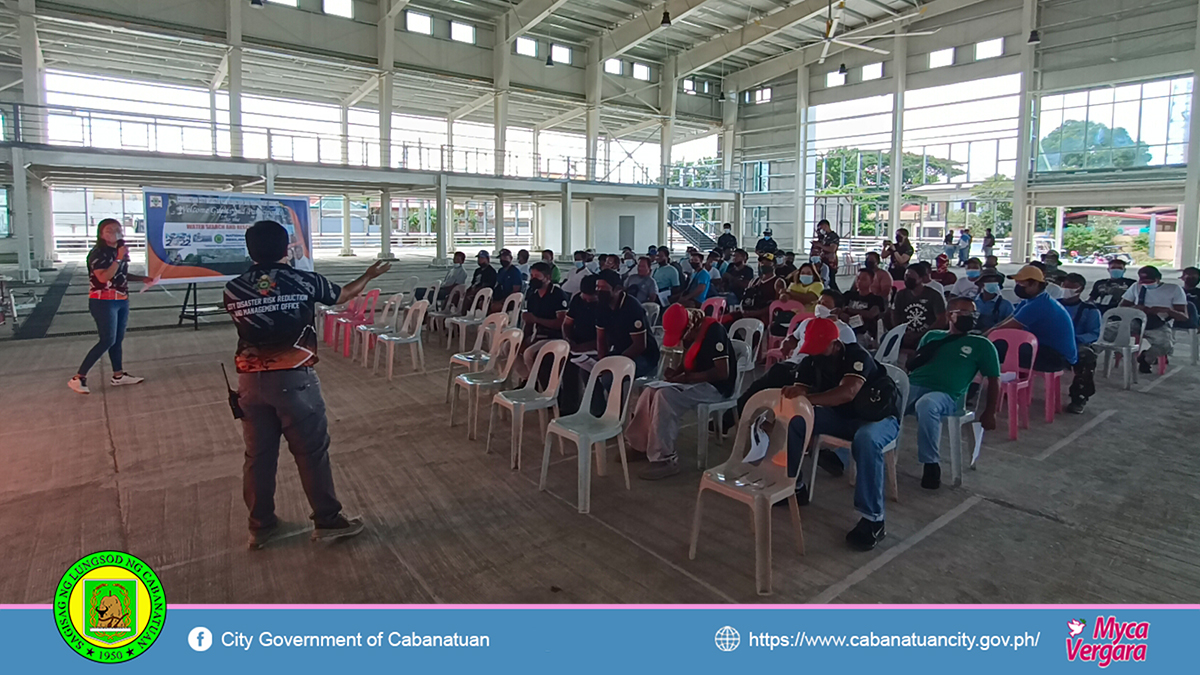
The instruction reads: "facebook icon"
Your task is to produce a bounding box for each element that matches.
[188,627,213,652]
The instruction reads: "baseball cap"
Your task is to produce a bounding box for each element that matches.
[477,249,490,260]
[1007,265,1044,283]
[758,252,775,262]
[796,317,841,355]
[498,248,512,258]
[596,269,622,289]
[662,304,690,348]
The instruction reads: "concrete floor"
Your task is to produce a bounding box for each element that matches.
[2,251,1198,604]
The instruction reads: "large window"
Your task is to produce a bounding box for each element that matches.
[451,21,475,44]
[515,37,537,57]
[406,11,432,35]
[903,74,1022,183]
[605,59,623,75]
[1037,76,1192,171]
[632,63,651,81]
[323,0,352,18]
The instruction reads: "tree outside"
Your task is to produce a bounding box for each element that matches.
[1039,119,1152,171]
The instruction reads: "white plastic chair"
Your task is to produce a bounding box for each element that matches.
[941,377,986,486]
[688,389,815,596]
[501,291,524,328]
[695,340,754,470]
[728,318,766,364]
[448,288,494,352]
[354,292,406,367]
[830,364,909,504]
[450,327,524,440]
[538,355,636,514]
[486,339,570,470]
[1094,307,1147,390]
[422,280,442,312]
[428,286,465,340]
[446,312,509,402]
[874,324,908,366]
[397,275,421,307]
[374,300,429,379]
[642,302,661,327]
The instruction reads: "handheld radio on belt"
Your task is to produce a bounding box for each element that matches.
[221,363,244,419]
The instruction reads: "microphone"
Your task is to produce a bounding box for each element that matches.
[117,239,129,260]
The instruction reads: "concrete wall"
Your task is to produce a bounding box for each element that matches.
[536,200,587,256]
[590,199,659,253]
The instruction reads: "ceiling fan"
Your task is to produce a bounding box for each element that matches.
[816,0,941,65]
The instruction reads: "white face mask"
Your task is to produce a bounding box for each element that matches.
[1060,287,1081,300]
[814,304,833,319]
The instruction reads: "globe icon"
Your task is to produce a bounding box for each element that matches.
[714,626,740,652]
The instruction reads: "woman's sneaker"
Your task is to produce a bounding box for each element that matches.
[110,373,145,386]
[68,376,90,395]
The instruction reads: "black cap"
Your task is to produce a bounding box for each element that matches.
[580,275,598,294]
[596,269,622,289]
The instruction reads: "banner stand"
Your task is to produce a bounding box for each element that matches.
[176,283,224,331]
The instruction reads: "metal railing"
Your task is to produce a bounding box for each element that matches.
[5,102,743,191]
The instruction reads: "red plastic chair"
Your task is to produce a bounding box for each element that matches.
[335,289,381,357]
[323,295,362,346]
[1037,371,1064,423]
[764,300,806,361]
[764,311,815,367]
[700,296,727,321]
[989,329,1038,440]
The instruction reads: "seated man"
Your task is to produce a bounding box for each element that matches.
[626,304,734,480]
[725,253,786,326]
[1029,261,1063,299]
[776,251,797,279]
[515,262,568,382]
[949,258,984,299]
[930,254,958,287]
[491,248,524,312]
[620,247,638,276]
[558,276,600,415]
[676,250,711,308]
[719,248,754,304]
[915,261,946,298]
[841,269,888,343]
[595,270,659,381]
[561,250,593,296]
[891,264,947,349]
[433,250,467,306]
[974,271,1014,331]
[988,265,1088,402]
[780,319,901,551]
[1120,265,1189,373]
[651,246,682,304]
[862,251,894,299]
[515,249,531,284]
[905,297,1001,489]
[623,257,659,304]
[1181,266,1200,329]
[807,243,832,287]
[982,255,1000,274]
[462,250,497,315]
[540,249,563,285]
[1058,273,1101,413]
[1041,250,1068,285]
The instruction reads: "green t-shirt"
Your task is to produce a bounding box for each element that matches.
[550,265,562,284]
[908,330,1001,405]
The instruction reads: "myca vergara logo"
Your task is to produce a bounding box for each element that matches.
[54,551,166,664]
[1065,616,1149,668]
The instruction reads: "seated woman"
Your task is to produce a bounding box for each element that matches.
[782,262,825,311]
[625,304,737,481]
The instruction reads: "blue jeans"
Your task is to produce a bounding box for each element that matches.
[787,407,900,522]
[904,385,960,464]
[78,298,129,376]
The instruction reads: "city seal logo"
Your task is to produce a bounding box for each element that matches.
[54,551,166,664]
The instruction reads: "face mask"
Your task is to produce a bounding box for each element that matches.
[1109,269,1125,279]
[814,304,832,319]
[759,266,773,276]
[799,274,814,285]
[983,282,1001,295]
[810,256,822,264]
[528,278,544,291]
[903,278,918,290]
[966,269,981,279]
[500,259,512,267]
[865,260,877,271]
[691,261,702,270]
[1045,262,1059,271]
[624,259,635,268]
[1140,279,1159,287]
[1060,287,1081,300]
[575,261,585,269]
[1014,285,1033,299]
[953,313,977,333]
[596,291,613,305]
[764,235,771,240]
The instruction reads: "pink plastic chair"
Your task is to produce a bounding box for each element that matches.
[335,289,381,357]
[764,311,815,367]
[1037,371,1064,423]
[764,300,806,360]
[989,329,1038,441]
[700,297,726,321]
[323,295,362,346]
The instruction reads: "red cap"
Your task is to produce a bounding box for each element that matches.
[662,304,690,348]
[797,317,841,355]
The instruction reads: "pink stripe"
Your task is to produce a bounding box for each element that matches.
[4,604,1198,610]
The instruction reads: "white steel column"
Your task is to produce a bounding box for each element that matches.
[1054,205,1065,252]
[659,57,678,185]
[1012,0,1038,263]
[794,65,810,249]
[495,192,506,252]
[493,17,510,177]
[887,32,907,239]
[721,95,739,231]
[339,105,350,164]
[378,0,396,169]
[379,189,395,259]
[585,39,601,181]
[436,175,450,262]
[561,183,573,254]
[585,199,595,250]
[658,187,669,246]
[9,146,35,281]
[340,193,354,256]
[18,0,46,144]
[226,0,244,158]
[1179,0,1200,267]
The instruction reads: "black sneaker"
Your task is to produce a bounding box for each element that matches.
[1138,355,1153,374]
[921,463,941,490]
[817,449,845,477]
[638,459,681,481]
[846,518,886,551]
[311,514,365,542]
[248,521,284,550]
[777,482,810,507]
[1066,398,1086,414]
